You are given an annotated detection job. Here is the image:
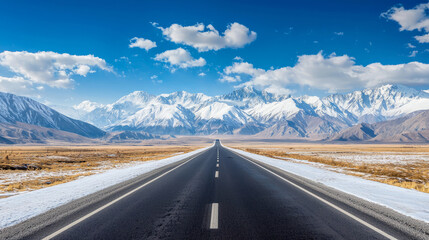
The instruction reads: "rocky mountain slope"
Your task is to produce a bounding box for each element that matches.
[330,110,429,142]
[0,92,161,144]
[0,92,105,138]
[0,122,97,144]
[103,131,159,143]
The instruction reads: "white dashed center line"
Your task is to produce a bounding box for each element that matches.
[209,203,219,229]
[215,171,219,178]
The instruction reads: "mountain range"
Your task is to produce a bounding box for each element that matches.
[65,84,429,139]
[0,92,160,144]
[1,84,429,144]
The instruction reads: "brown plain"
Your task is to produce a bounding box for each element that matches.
[0,145,202,197]
[227,143,429,193]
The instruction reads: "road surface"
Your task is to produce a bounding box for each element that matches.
[1,141,428,239]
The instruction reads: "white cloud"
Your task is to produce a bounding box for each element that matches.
[233,56,243,61]
[154,48,206,70]
[115,56,131,64]
[198,72,206,77]
[0,51,112,89]
[224,61,264,76]
[415,33,429,43]
[382,3,429,43]
[407,43,416,48]
[157,23,257,52]
[334,32,344,36]
[219,75,241,83]
[73,100,103,112]
[129,37,157,51]
[409,50,418,57]
[221,51,429,93]
[0,76,35,95]
[74,65,91,76]
[150,75,158,79]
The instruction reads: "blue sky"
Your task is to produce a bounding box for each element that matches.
[0,0,429,106]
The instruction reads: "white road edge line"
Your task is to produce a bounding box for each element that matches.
[41,151,206,240]
[215,171,219,178]
[210,203,219,229]
[240,155,398,240]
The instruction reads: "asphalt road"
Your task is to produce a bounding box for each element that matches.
[2,141,428,239]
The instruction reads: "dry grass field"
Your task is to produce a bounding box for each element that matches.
[229,143,429,193]
[0,145,201,197]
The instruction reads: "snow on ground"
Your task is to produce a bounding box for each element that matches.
[0,170,78,186]
[42,156,71,160]
[0,146,211,229]
[226,146,429,223]
[285,151,429,165]
[321,153,429,164]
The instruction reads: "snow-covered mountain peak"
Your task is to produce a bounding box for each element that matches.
[362,84,424,99]
[195,102,250,123]
[219,86,287,108]
[115,91,155,105]
[325,84,429,121]
[300,95,321,105]
[156,90,212,107]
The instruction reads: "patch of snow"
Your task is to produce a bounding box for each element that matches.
[0,170,78,186]
[226,146,429,223]
[0,146,211,229]
[42,156,71,160]
[285,152,429,165]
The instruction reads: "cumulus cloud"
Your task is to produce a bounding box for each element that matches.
[219,75,241,83]
[334,32,344,36]
[415,33,429,43]
[0,76,35,95]
[221,51,429,93]
[129,37,157,50]
[156,22,257,51]
[154,48,206,70]
[73,100,104,112]
[0,51,112,91]
[198,72,206,77]
[382,3,429,43]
